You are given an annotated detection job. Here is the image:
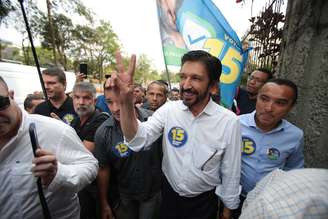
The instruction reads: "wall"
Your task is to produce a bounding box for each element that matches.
[277,0,328,167]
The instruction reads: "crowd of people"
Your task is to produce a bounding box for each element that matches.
[0,50,327,219]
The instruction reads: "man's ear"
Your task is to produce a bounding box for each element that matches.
[209,82,219,95]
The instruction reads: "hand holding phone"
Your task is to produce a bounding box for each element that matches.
[79,63,88,75]
[29,123,52,218]
[29,123,58,186]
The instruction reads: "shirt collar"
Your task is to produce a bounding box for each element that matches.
[248,111,287,134]
[178,98,217,116]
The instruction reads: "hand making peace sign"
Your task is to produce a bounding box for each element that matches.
[109,51,136,102]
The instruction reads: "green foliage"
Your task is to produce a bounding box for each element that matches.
[70,20,119,78]
[1,0,160,85]
[134,54,160,85]
[0,0,15,25]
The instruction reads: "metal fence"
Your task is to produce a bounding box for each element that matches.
[244,0,285,75]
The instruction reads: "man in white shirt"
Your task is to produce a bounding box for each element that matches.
[109,50,241,219]
[0,76,98,219]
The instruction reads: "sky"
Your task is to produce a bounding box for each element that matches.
[1,0,285,71]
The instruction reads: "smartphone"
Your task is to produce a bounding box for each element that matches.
[29,123,40,156]
[79,63,88,76]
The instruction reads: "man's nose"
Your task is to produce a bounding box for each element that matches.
[182,78,192,90]
[77,98,85,105]
[112,102,120,112]
[264,101,273,112]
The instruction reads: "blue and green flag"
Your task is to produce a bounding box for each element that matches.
[157,0,249,108]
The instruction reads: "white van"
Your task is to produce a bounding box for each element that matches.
[0,62,76,107]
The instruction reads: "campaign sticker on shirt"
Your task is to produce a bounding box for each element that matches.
[168,127,188,147]
[62,113,75,125]
[112,142,132,158]
[242,136,256,155]
[267,147,280,160]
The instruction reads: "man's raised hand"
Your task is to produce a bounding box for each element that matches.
[109,51,136,101]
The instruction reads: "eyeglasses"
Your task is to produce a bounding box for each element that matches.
[0,96,10,111]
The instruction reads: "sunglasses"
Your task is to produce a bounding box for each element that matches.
[0,96,10,111]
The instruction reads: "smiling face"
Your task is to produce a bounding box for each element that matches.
[179,61,214,115]
[255,82,295,132]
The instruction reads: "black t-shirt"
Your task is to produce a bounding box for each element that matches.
[71,110,109,142]
[94,108,163,202]
[34,95,77,125]
[236,88,256,115]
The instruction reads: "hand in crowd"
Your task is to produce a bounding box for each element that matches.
[109,51,136,101]
[31,148,58,186]
[75,72,86,82]
[101,203,115,219]
[50,112,61,120]
[220,207,231,219]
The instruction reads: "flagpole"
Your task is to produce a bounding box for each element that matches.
[18,0,48,101]
[155,1,172,90]
[18,1,52,218]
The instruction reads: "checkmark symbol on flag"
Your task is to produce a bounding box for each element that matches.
[187,34,206,45]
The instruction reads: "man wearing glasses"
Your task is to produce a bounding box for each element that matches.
[236,69,273,115]
[0,76,98,219]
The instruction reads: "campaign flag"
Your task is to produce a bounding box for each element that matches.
[156,0,249,108]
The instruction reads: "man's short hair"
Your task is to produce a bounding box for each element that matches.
[0,76,8,90]
[73,82,96,98]
[134,83,145,93]
[181,50,222,85]
[267,78,298,105]
[42,67,66,85]
[255,68,273,80]
[24,93,44,110]
[147,80,168,96]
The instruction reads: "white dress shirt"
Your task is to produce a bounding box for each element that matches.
[0,110,98,219]
[128,99,241,209]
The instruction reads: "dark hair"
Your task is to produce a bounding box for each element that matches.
[0,76,8,90]
[24,93,44,110]
[267,78,298,105]
[147,80,168,96]
[181,50,222,85]
[42,67,66,85]
[255,68,273,80]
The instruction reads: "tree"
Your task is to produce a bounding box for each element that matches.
[41,0,94,67]
[248,4,284,69]
[134,54,160,85]
[38,12,74,69]
[0,0,15,25]
[71,20,119,79]
[0,0,15,59]
[46,0,57,64]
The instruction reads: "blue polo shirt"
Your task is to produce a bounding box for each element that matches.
[239,111,304,195]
